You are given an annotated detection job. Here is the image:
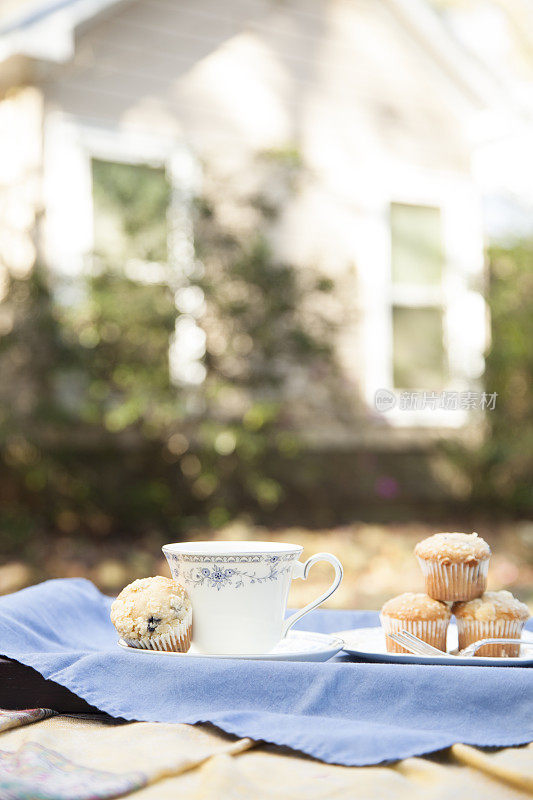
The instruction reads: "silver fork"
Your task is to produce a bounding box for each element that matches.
[389,630,527,658]
[459,638,527,657]
[388,630,445,656]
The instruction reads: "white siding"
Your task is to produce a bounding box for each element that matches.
[44,0,475,164]
[40,0,486,435]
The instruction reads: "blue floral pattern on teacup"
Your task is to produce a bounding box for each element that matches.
[166,552,296,585]
[183,563,291,590]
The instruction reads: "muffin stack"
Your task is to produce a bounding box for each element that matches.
[381,532,529,657]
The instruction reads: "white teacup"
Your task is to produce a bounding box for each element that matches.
[162,541,343,654]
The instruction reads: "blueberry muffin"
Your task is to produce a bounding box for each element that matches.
[111,576,192,652]
[415,532,490,602]
[453,590,529,657]
[380,592,451,654]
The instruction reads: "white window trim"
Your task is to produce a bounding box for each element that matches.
[359,163,487,429]
[43,111,198,284]
[43,111,204,385]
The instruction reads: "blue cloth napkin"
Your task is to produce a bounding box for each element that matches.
[0,578,531,766]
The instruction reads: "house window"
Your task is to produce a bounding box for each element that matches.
[390,203,447,390]
[90,154,204,384]
[91,158,171,269]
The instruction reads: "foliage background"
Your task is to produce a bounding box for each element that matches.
[0,158,344,551]
[0,159,531,605]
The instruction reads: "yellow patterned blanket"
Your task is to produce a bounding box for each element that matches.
[0,710,531,799]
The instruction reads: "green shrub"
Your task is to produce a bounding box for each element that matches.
[0,157,342,549]
[479,240,533,512]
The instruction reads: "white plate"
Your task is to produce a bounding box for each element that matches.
[337,624,533,666]
[118,630,343,662]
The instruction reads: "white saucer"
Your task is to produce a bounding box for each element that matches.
[337,624,533,667]
[118,630,343,662]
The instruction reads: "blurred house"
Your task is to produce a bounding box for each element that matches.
[0,0,531,510]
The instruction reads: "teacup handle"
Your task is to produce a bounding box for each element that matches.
[281,552,343,638]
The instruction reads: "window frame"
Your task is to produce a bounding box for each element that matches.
[42,112,201,384]
[359,166,487,429]
[42,111,198,285]
[90,156,172,275]
[390,201,447,392]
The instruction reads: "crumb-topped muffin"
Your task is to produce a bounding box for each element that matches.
[453,590,529,657]
[380,592,451,654]
[415,532,490,602]
[111,576,192,652]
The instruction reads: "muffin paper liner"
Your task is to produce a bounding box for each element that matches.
[417,556,489,602]
[123,609,192,652]
[380,614,449,654]
[455,618,525,658]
